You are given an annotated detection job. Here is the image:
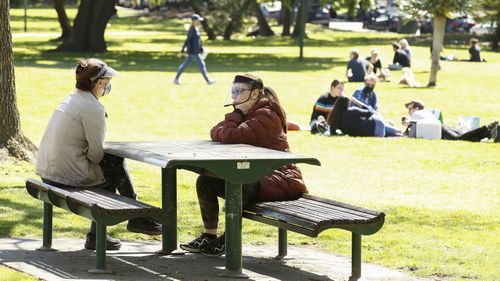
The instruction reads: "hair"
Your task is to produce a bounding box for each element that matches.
[412,102,424,110]
[236,73,287,130]
[75,58,104,91]
[350,49,359,59]
[330,78,344,88]
[326,96,350,134]
[399,39,409,50]
[470,38,479,45]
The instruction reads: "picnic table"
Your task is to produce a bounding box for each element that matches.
[104,140,320,277]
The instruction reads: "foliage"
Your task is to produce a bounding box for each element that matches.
[202,0,250,37]
[403,0,475,17]
[4,7,500,281]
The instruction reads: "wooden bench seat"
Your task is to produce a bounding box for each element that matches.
[244,194,385,280]
[26,178,168,273]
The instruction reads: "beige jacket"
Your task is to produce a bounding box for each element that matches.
[36,89,106,187]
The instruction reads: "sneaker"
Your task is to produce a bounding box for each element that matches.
[127,217,162,235]
[180,233,217,253]
[200,233,225,257]
[84,232,121,250]
[173,78,180,85]
[207,79,217,85]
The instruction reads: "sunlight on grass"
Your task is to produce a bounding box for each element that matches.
[3,7,500,281]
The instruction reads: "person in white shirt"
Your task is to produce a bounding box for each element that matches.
[36,58,161,251]
[402,100,498,142]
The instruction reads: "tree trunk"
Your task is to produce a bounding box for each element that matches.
[57,0,115,52]
[292,0,310,38]
[281,2,292,36]
[252,0,275,36]
[188,0,216,40]
[223,0,253,40]
[428,14,446,87]
[53,0,72,41]
[0,1,37,161]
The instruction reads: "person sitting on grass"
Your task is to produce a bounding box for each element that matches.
[36,59,162,251]
[366,48,390,81]
[402,100,499,142]
[346,48,373,82]
[326,96,392,137]
[388,42,411,70]
[309,78,345,134]
[468,38,483,62]
[180,73,308,256]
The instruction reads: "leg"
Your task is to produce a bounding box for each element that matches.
[457,125,490,142]
[197,175,225,231]
[441,124,462,140]
[277,228,287,258]
[372,115,386,137]
[160,167,177,254]
[99,153,137,199]
[174,55,193,80]
[88,223,113,274]
[192,53,211,82]
[221,181,247,278]
[37,203,56,251]
[350,233,362,280]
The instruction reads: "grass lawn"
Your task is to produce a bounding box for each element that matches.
[1,6,499,281]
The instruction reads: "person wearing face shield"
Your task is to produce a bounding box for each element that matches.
[36,58,162,251]
[180,73,308,257]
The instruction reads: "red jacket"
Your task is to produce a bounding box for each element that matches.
[210,98,308,201]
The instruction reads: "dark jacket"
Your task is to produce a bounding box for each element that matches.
[393,50,411,67]
[182,26,203,54]
[469,45,481,62]
[340,107,376,136]
[211,99,307,202]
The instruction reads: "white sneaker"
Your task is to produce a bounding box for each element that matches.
[207,79,217,85]
[173,78,180,85]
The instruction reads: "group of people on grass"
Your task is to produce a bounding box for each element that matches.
[309,76,498,142]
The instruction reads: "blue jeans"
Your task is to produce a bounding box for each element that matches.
[175,53,210,82]
[372,115,386,137]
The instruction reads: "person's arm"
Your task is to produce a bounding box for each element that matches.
[211,108,282,144]
[82,108,106,164]
[366,62,374,74]
[348,107,373,118]
[371,92,378,111]
[181,27,194,52]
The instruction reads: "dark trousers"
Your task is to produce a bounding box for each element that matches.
[196,175,259,230]
[442,125,490,142]
[42,153,136,233]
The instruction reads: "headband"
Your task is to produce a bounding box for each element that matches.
[233,75,263,89]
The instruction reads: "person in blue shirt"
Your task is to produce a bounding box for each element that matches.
[346,49,373,82]
[351,74,378,112]
[173,14,216,85]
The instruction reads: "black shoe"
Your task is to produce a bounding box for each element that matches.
[179,233,217,253]
[200,233,225,257]
[127,218,162,235]
[84,232,121,250]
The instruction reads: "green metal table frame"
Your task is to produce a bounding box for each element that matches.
[104,140,320,277]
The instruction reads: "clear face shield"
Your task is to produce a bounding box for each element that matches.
[223,83,254,108]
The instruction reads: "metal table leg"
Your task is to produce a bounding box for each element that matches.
[219,181,248,278]
[158,167,178,255]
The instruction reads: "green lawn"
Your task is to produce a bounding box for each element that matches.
[2,7,499,281]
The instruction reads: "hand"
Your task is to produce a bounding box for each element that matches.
[235,100,255,115]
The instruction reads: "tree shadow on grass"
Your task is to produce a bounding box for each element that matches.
[14,50,344,73]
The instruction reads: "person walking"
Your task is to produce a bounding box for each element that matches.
[173,14,216,85]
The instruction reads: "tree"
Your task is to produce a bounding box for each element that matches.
[53,0,72,41]
[405,0,474,87]
[57,0,116,52]
[0,0,37,161]
[251,0,275,36]
[481,0,500,51]
[281,1,293,36]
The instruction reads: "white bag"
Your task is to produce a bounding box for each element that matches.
[458,116,480,133]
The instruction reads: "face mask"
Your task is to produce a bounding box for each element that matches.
[363,85,374,93]
[224,85,253,107]
[102,81,112,96]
